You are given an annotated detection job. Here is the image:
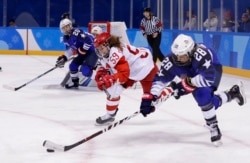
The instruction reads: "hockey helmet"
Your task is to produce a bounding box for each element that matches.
[59,18,72,35]
[94,32,111,58]
[94,32,111,48]
[171,34,195,56]
[91,26,103,37]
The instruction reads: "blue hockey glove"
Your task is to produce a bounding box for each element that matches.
[140,93,157,117]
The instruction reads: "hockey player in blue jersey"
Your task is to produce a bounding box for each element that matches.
[140,34,246,146]
[56,18,98,89]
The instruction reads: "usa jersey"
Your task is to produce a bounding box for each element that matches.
[99,44,154,83]
[152,43,222,95]
[63,28,95,58]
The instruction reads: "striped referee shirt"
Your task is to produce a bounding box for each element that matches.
[140,15,163,35]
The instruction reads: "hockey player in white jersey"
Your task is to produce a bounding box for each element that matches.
[93,32,173,125]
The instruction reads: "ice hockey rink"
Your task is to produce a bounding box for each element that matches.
[0,55,250,163]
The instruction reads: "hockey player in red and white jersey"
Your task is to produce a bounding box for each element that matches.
[94,32,173,125]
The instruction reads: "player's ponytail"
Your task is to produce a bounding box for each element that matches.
[108,36,122,49]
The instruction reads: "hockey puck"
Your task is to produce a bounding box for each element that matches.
[47,149,55,153]
[0,67,2,71]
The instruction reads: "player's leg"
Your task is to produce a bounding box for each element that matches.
[224,81,246,106]
[140,64,172,107]
[193,88,222,144]
[96,83,124,125]
[78,51,98,87]
[64,56,83,89]
[213,81,246,108]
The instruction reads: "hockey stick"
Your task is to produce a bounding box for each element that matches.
[3,58,73,91]
[60,71,70,87]
[3,66,58,91]
[102,85,111,98]
[43,111,140,152]
[42,87,174,152]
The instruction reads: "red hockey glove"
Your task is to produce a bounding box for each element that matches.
[97,74,116,90]
[95,67,109,82]
[170,77,196,99]
[181,77,196,93]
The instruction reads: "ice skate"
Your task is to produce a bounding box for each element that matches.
[205,122,222,147]
[227,81,246,106]
[96,109,118,125]
[65,78,79,89]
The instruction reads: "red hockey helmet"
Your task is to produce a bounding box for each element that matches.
[94,32,111,48]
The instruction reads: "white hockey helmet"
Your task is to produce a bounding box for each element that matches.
[171,34,195,56]
[59,18,72,35]
[91,26,103,36]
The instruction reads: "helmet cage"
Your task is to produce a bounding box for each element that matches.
[171,54,192,66]
[95,44,110,59]
[94,32,111,58]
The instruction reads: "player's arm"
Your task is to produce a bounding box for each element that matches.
[140,56,175,117]
[151,56,175,96]
[95,54,130,91]
[77,31,93,55]
[189,46,217,88]
[56,35,74,67]
[171,46,218,98]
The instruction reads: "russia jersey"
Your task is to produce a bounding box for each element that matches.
[99,44,154,83]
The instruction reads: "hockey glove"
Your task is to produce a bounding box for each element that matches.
[56,55,67,68]
[95,67,109,82]
[170,77,196,99]
[140,93,157,117]
[97,74,116,90]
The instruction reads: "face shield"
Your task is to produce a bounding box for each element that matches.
[95,44,110,59]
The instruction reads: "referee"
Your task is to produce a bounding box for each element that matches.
[140,7,165,63]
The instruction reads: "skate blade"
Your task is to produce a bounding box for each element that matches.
[95,119,115,126]
[238,81,247,105]
[212,140,223,147]
[95,121,114,126]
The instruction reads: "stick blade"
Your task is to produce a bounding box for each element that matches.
[43,140,65,152]
[2,84,17,91]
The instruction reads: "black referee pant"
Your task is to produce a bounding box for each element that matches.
[147,33,165,62]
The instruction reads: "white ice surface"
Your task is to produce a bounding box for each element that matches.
[0,55,250,163]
